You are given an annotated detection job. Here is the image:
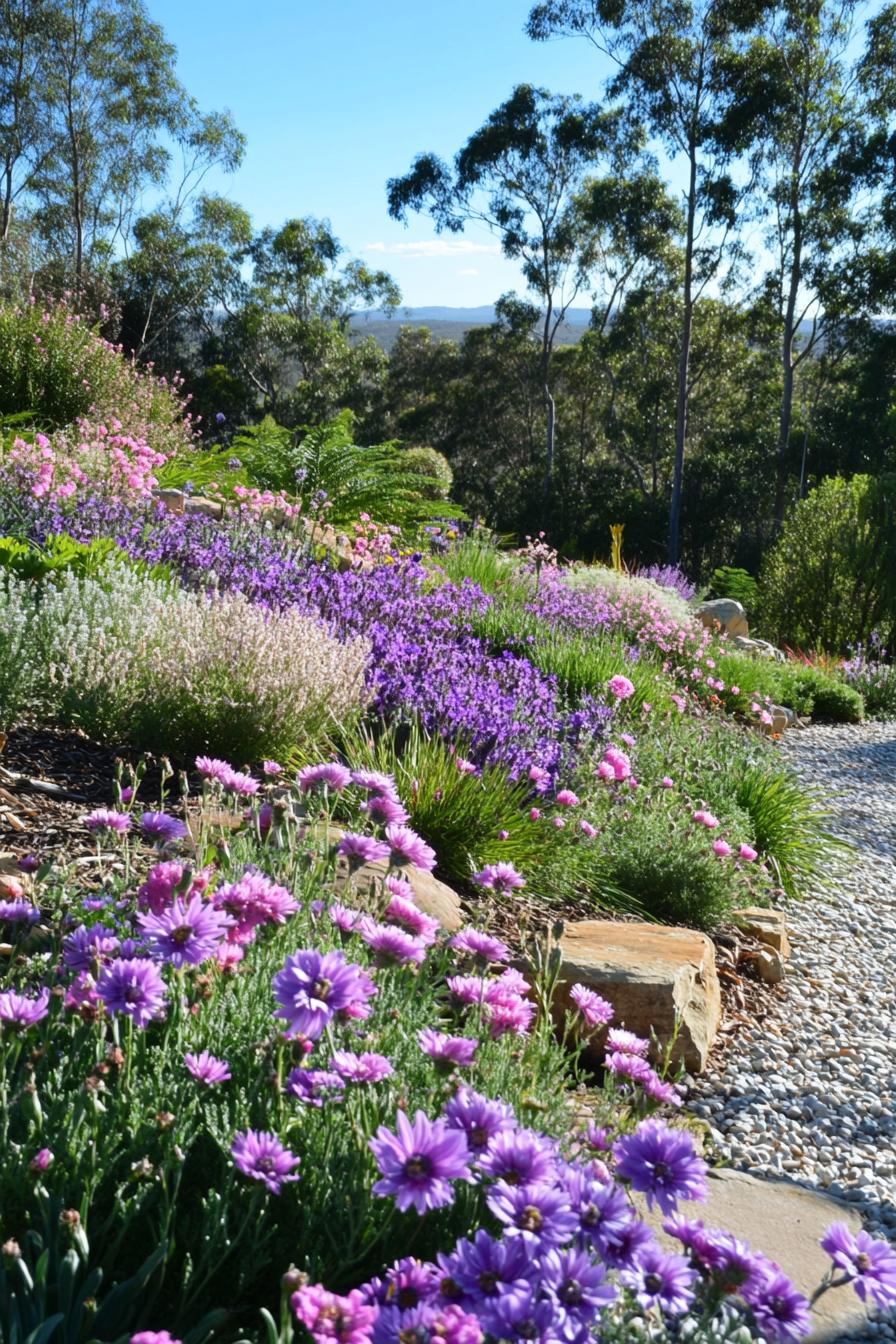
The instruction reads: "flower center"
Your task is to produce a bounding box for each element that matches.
[559,1279,583,1305]
[396,1287,420,1310]
[478,1271,499,1294]
[856,1253,871,1273]
[470,1125,489,1150]
[256,1157,276,1174]
[312,977,332,1001]
[403,1155,431,1179]
[502,1167,523,1186]
[171,924,193,945]
[653,1161,670,1180]
[518,1205,543,1232]
[644,1273,663,1294]
[398,1330,429,1344]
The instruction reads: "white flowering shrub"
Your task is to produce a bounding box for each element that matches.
[0,575,38,731]
[564,564,695,628]
[28,565,369,760]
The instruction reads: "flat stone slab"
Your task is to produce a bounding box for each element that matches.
[649,1168,868,1342]
[732,905,791,958]
[555,920,721,1073]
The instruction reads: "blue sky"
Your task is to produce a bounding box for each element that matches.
[148,0,615,306]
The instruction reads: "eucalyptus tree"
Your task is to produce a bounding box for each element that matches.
[0,0,54,286]
[725,0,896,529]
[527,0,767,562]
[387,83,658,520]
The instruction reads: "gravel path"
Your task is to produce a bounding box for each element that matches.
[686,720,896,1339]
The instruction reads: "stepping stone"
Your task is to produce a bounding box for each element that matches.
[555,920,721,1072]
[649,1169,868,1342]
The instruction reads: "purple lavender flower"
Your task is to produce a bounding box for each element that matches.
[330,1050,394,1083]
[62,924,120,972]
[298,762,353,794]
[476,1128,557,1187]
[231,1129,300,1194]
[473,863,525,895]
[443,1088,517,1154]
[272,948,376,1040]
[17,855,39,873]
[285,1067,346,1107]
[820,1223,896,1311]
[612,1120,707,1214]
[486,1181,578,1249]
[338,833,391,870]
[138,895,231,967]
[742,1262,812,1341]
[0,987,49,1029]
[619,1243,696,1315]
[140,812,188,844]
[83,807,131,835]
[450,929,510,964]
[418,1029,477,1071]
[96,959,167,1028]
[184,1050,231,1085]
[0,900,40,926]
[369,1110,472,1214]
[358,920,426,967]
[385,824,436,871]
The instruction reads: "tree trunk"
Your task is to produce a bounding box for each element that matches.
[667,143,698,566]
[540,301,554,528]
[774,214,802,532]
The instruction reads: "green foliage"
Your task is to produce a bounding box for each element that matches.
[232,412,465,528]
[758,474,896,652]
[709,565,758,613]
[730,763,849,900]
[399,445,453,500]
[0,534,119,582]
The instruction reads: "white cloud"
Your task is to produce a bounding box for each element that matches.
[364,239,500,259]
[457,267,480,276]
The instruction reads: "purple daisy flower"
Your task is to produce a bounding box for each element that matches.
[606,1028,650,1056]
[569,984,614,1029]
[272,948,376,1040]
[450,929,510,964]
[820,1223,896,1311]
[449,1229,536,1312]
[138,895,232,967]
[0,899,40,926]
[540,1246,617,1327]
[484,1291,557,1344]
[619,1243,696,1315]
[613,1119,707,1214]
[291,1283,376,1344]
[599,1216,656,1271]
[385,824,436,872]
[62,923,120,972]
[443,1088,517,1154]
[219,768,259,797]
[96,959,167,1029]
[140,812,188,845]
[184,1050,231,1085]
[298,762,353,794]
[338,833,391,870]
[285,1067,346,1107]
[330,1050,394,1083]
[486,1181,578,1250]
[195,755,233,783]
[329,901,362,933]
[363,795,410,827]
[476,1127,557,1187]
[742,1261,812,1341]
[0,987,49,1029]
[473,862,525,895]
[351,769,400,798]
[369,1109,472,1214]
[231,1129,300,1194]
[418,1029,477,1071]
[83,807,131,835]
[606,1051,654,1086]
[384,892,440,944]
[562,1164,634,1257]
[358,920,427,967]
[366,1255,440,1310]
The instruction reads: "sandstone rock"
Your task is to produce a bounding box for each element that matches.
[755,947,786,984]
[184,496,224,520]
[732,635,786,662]
[327,826,463,932]
[732,906,790,958]
[648,1169,867,1343]
[153,488,185,515]
[555,921,721,1073]
[694,598,749,639]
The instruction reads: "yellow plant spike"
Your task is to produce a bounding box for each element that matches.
[610,523,625,574]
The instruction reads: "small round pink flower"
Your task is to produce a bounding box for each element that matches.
[738,843,758,862]
[712,839,732,857]
[661,776,674,789]
[608,675,635,700]
[555,789,579,807]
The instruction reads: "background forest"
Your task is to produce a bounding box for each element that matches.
[2,0,895,576]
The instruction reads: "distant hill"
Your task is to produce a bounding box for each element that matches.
[349,304,593,351]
